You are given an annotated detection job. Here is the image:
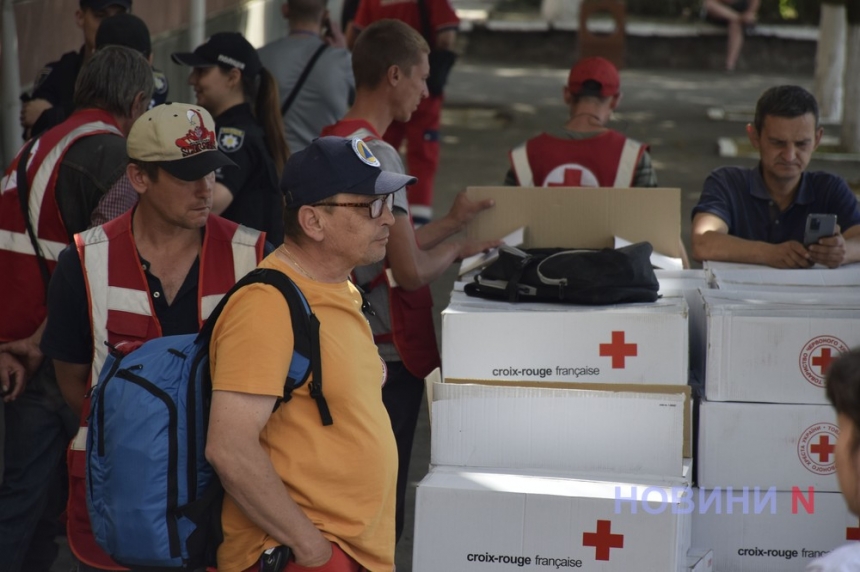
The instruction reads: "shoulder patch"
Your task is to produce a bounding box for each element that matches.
[152,70,168,95]
[218,127,245,153]
[32,66,53,90]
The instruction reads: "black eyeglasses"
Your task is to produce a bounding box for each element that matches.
[313,193,395,219]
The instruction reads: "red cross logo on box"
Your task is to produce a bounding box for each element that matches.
[799,336,849,388]
[599,331,637,369]
[797,423,839,475]
[583,519,624,561]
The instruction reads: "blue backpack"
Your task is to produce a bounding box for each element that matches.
[86,268,333,570]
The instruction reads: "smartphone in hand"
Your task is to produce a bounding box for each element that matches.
[803,213,838,247]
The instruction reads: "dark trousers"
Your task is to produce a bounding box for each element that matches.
[381,361,425,543]
[0,364,77,572]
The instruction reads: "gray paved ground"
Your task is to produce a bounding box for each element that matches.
[50,60,860,572]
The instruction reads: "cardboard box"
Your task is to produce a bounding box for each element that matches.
[692,488,856,572]
[442,290,689,385]
[428,372,691,480]
[413,467,692,572]
[698,401,840,492]
[703,290,860,404]
[465,187,683,259]
[657,269,709,379]
[704,261,860,290]
[687,548,714,572]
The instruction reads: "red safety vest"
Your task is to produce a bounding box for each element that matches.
[321,120,441,378]
[509,131,646,188]
[66,210,265,570]
[0,108,122,342]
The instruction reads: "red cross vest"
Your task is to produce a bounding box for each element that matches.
[66,209,265,570]
[0,108,122,342]
[509,131,646,188]
[321,120,440,378]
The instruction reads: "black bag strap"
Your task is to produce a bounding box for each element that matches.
[15,137,53,296]
[198,267,332,426]
[415,0,434,46]
[281,44,329,117]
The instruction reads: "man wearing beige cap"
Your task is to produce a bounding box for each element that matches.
[506,56,657,189]
[40,102,267,571]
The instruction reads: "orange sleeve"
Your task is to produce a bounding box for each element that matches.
[209,283,295,398]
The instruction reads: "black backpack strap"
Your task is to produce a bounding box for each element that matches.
[15,137,53,296]
[198,267,332,426]
[280,44,329,117]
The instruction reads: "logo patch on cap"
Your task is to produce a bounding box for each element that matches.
[352,139,380,168]
[175,109,217,157]
[218,127,245,153]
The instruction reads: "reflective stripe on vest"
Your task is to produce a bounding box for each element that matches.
[612,138,645,188]
[510,143,534,186]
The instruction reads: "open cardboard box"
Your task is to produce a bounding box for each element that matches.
[425,368,692,482]
[465,186,683,259]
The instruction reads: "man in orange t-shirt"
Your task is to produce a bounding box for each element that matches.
[207,136,416,572]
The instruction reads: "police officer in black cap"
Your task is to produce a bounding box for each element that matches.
[20,1,168,139]
[172,32,289,243]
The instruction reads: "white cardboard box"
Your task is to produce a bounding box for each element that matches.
[704,261,860,290]
[442,291,689,385]
[703,290,860,404]
[692,488,856,572]
[428,375,691,480]
[413,467,692,572]
[698,401,840,492]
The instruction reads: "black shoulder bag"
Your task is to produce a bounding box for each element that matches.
[280,43,329,116]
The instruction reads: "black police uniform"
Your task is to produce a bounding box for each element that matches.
[215,103,285,243]
[22,47,169,138]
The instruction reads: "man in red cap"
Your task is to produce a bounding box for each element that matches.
[505,56,657,189]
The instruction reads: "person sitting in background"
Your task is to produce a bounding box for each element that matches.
[173,32,288,242]
[505,56,656,189]
[808,348,860,571]
[702,0,760,72]
[691,85,860,268]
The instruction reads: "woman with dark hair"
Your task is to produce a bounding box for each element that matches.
[810,349,860,570]
[172,32,287,243]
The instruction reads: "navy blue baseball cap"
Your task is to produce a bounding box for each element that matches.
[81,0,131,10]
[282,137,416,208]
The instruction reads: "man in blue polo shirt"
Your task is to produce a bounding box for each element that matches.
[691,85,860,268]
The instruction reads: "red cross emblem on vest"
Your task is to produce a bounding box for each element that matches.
[547,169,584,187]
[582,519,624,561]
[599,331,638,369]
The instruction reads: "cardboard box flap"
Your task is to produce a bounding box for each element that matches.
[419,466,682,500]
[706,260,860,287]
[703,289,860,311]
[465,187,682,257]
[428,371,693,459]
